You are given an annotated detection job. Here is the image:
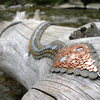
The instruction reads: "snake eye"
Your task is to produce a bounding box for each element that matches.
[76,47,83,51]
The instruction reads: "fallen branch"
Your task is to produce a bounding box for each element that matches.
[0,11,100,99]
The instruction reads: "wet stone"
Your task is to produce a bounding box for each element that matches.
[88,72,98,80]
[60,68,67,73]
[73,68,80,76]
[67,69,74,74]
[80,70,89,78]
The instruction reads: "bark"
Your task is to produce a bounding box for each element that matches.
[0,11,100,99]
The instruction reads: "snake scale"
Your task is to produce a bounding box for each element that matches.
[29,21,100,80]
[29,21,64,60]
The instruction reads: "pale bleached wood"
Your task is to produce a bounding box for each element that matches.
[0,17,77,89]
[0,11,100,100]
[22,73,100,100]
[22,89,55,100]
[34,74,100,100]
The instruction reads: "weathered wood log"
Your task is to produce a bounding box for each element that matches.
[0,11,100,100]
[22,73,100,100]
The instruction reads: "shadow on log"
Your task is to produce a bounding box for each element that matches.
[0,10,100,100]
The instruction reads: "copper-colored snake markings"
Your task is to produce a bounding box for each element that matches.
[29,21,100,80]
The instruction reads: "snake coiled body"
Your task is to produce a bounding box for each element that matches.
[29,21,64,59]
[29,21,100,80]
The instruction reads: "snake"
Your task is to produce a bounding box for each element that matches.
[29,21,100,80]
[29,21,64,60]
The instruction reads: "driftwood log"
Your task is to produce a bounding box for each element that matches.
[0,11,100,100]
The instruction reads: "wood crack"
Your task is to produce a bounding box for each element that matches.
[32,87,57,100]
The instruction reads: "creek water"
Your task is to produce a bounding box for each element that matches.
[0,7,100,27]
[0,7,100,100]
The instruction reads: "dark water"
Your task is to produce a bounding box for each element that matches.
[0,7,100,100]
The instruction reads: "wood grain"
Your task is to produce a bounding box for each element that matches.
[0,17,100,99]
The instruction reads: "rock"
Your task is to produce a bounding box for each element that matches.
[8,5,23,9]
[69,0,82,4]
[0,71,4,76]
[88,72,98,80]
[24,3,33,8]
[50,68,58,73]
[73,68,80,76]
[54,3,84,9]
[45,5,52,8]
[80,70,89,78]
[0,5,6,10]
[54,2,100,10]
[54,68,61,73]
[60,68,67,73]
[87,3,100,10]
[67,69,73,74]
